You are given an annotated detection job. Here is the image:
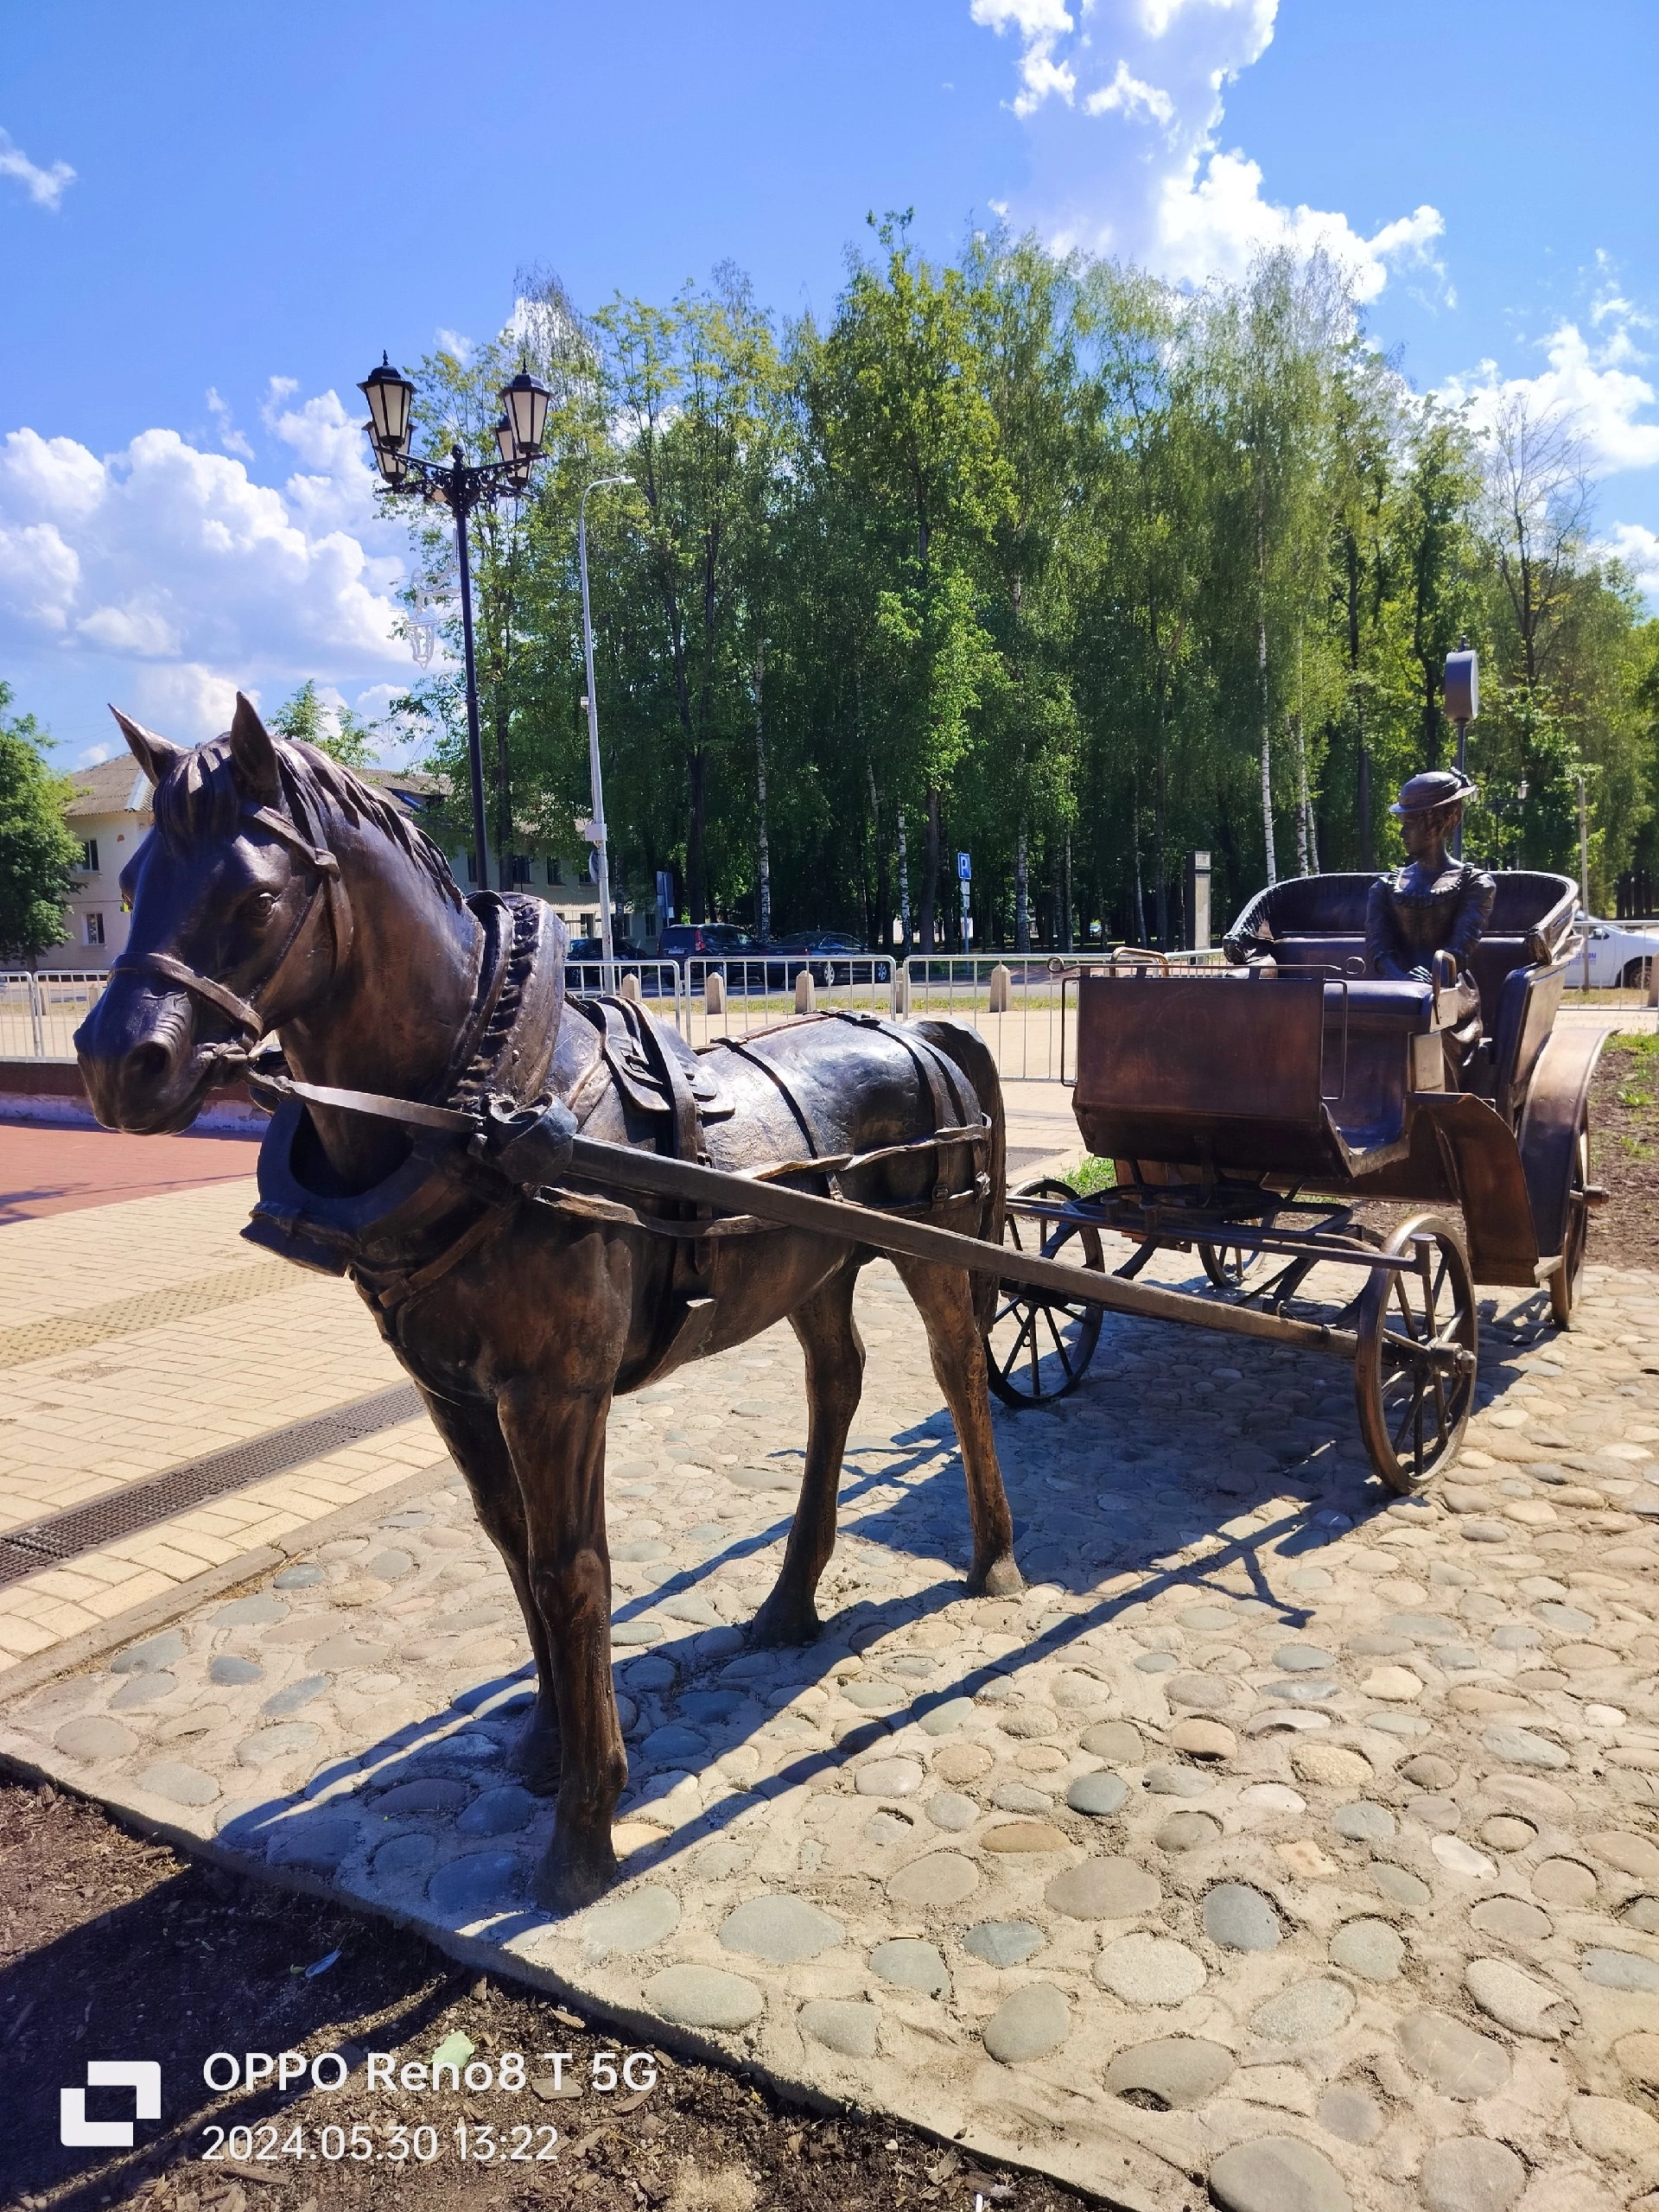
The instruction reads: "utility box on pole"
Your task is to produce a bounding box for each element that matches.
[1185,850,1211,952]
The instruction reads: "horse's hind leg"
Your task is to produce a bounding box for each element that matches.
[751,1262,865,1647]
[893,1257,1022,1597]
[416,1386,561,1794]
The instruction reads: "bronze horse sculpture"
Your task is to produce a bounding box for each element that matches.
[76,696,1021,1909]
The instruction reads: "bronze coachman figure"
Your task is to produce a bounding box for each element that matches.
[1366,769,1495,1084]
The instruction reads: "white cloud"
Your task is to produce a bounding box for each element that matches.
[1084,60,1175,128]
[1607,522,1659,597]
[969,0,1446,304]
[0,397,410,742]
[970,0,1077,117]
[435,327,476,365]
[1442,317,1659,480]
[0,125,74,211]
[205,388,254,461]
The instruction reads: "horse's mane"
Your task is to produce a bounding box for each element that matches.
[150,734,464,911]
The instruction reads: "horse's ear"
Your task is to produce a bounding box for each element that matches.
[227,692,282,804]
[110,706,184,788]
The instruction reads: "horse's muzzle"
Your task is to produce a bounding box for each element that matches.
[75,977,213,1135]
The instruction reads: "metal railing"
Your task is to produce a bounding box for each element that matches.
[1,971,110,1060]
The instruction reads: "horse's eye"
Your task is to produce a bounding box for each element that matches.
[248,891,277,925]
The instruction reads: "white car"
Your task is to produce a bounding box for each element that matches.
[1575,917,1659,988]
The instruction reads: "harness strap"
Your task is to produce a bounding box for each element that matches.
[124,950,265,1039]
[111,790,353,1045]
[715,1036,843,1198]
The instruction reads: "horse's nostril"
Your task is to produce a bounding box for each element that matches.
[125,1042,172,1088]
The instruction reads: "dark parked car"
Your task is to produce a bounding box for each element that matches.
[766,929,893,987]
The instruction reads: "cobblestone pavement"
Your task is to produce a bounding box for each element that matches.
[3,1249,1659,2209]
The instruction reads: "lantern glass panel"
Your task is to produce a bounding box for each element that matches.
[501,370,551,454]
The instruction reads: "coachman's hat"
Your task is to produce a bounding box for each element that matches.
[1390,768,1477,817]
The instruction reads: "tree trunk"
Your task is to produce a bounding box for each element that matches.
[1357,702,1372,870]
[1014,815,1029,951]
[688,748,707,921]
[753,645,771,940]
[1063,832,1073,953]
[921,785,940,954]
[1154,741,1169,950]
[493,690,512,894]
[1257,505,1276,886]
[1132,764,1148,944]
[1258,603,1276,886]
[866,759,889,951]
[1294,712,1310,876]
[896,805,911,950]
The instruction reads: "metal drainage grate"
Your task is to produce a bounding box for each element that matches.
[0,1382,425,1587]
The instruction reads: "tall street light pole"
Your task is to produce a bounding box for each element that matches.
[358,356,552,895]
[578,475,632,991]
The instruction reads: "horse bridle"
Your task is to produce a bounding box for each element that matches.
[111,798,355,1047]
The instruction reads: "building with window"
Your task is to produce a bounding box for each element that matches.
[51,755,653,973]
[59,759,154,969]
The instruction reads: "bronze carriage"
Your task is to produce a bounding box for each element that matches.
[984,869,1606,1492]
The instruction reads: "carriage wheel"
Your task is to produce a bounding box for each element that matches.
[985,1177,1105,1408]
[1198,1241,1271,1296]
[1353,1212,1477,1494]
[1548,1106,1591,1328]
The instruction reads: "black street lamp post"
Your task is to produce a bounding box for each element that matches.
[358,354,551,892]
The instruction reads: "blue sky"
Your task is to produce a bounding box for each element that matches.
[3,0,1656,766]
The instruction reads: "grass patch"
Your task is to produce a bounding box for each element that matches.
[1065,1154,1116,1197]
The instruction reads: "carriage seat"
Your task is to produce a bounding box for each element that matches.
[1223,870,1580,1118]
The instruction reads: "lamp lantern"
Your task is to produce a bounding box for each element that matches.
[359,353,416,456]
[500,367,551,455]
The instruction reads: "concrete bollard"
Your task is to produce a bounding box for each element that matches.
[705,970,725,1015]
[1648,953,1658,1009]
[794,969,817,1015]
[988,962,1012,1014]
[890,970,910,1019]
[620,970,641,1003]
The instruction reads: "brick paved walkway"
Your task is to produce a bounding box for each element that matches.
[0,1119,261,1224]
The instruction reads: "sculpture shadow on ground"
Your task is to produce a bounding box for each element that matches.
[60,1268,1562,1948]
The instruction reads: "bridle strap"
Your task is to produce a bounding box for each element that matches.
[111,792,353,1042]
[124,950,266,1039]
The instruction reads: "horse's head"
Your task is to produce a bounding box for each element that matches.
[76,694,358,1133]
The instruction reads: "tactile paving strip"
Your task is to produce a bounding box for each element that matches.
[0,1382,424,1586]
[0,1262,292,1370]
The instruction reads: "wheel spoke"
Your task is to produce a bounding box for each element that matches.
[1041,1305,1076,1380]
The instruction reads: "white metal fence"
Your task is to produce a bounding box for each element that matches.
[1,971,110,1060]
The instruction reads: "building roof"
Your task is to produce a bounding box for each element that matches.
[65,758,152,822]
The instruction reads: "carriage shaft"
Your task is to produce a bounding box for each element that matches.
[562,1135,1361,1363]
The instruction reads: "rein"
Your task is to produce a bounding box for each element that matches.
[111,798,355,1046]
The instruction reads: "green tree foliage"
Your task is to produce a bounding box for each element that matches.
[270,679,378,770]
[0,683,82,962]
[387,236,1656,940]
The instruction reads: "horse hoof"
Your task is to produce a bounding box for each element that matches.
[968,1553,1024,1599]
[534,1834,619,1915]
[748,1595,820,1649]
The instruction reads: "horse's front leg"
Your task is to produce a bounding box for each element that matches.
[751,1262,865,1647]
[415,1385,561,1795]
[495,1374,627,1912]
